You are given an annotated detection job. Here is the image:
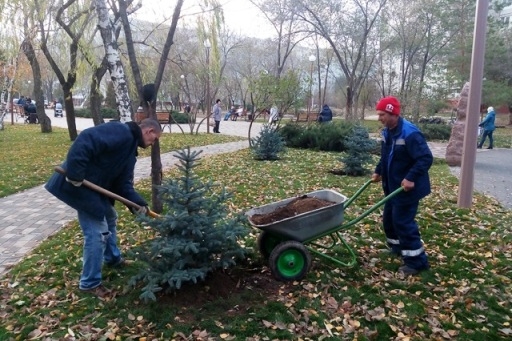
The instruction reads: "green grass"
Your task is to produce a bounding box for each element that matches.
[494,127,512,148]
[1,122,512,340]
[0,121,512,341]
[0,124,243,197]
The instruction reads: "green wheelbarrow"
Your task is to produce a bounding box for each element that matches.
[246,180,403,282]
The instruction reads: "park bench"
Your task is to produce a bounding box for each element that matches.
[135,110,172,132]
[294,112,319,122]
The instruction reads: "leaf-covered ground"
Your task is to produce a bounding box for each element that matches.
[1,148,511,340]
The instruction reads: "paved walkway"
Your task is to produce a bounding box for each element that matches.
[0,116,507,277]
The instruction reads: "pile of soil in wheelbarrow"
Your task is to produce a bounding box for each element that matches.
[250,195,336,225]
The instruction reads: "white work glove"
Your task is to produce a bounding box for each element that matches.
[135,206,148,215]
[65,177,83,187]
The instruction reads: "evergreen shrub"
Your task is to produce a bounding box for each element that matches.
[74,108,117,119]
[172,111,195,124]
[278,123,303,147]
[128,148,248,302]
[250,124,286,160]
[279,121,354,151]
[418,123,451,140]
[340,125,377,176]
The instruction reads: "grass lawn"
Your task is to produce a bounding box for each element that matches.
[0,122,511,340]
[0,124,243,198]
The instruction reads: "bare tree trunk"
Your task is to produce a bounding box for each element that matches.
[90,58,108,126]
[117,0,184,213]
[21,38,51,133]
[345,86,353,120]
[56,79,78,140]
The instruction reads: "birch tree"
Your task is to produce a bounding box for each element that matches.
[0,28,21,130]
[95,0,133,122]
[0,58,16,130]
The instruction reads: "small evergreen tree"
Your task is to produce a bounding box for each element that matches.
[250,124,286,160]
[340,125,377,176]
[129,147,248,302]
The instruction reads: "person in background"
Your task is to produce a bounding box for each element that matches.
[229,106,238,121]
[269,105,279,125]
[54,101,63,117]
[477,106,496,149]
[45,118,162,298]
[317,104,333,123]
[224,106,235,121]
[212,99,222,133]
[184,103,191,114]
[17,96,26,110]
[24,98,38,124]
[371,96,433,276]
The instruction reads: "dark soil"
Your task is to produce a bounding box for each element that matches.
[249,195,335,225]
[164,266,283,306]
[153,264,290,323]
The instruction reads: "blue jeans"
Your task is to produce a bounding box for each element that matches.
[77,205,121,289]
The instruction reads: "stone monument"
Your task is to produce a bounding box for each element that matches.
[446,82,471,166]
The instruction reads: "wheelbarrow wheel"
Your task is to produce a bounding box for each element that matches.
[269,241,311,282]
[258,231,284,260]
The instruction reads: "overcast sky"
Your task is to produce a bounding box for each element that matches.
[134,0,273,39]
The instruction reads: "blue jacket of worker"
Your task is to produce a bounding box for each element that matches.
[479,108,496,131]
[45,121,147,219]
[374,117,433,205]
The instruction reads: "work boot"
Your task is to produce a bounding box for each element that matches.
[398,265,429,277]
[379,247,401,258]
[80,284,114,299]
[106,257,133,268]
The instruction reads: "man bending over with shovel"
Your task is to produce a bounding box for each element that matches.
[45,118,162,298]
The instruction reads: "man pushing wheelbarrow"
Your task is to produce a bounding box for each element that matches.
[45,118,162,298]
[372,96,433,276]
[247,96,433,281]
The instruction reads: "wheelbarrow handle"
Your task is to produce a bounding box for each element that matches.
[341,182,404,230]
[54,166,160,218]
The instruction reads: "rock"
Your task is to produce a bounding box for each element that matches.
[446,82,470,166]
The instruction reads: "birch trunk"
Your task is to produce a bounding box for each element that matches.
[95,0,132,122]
[0,80,9,130]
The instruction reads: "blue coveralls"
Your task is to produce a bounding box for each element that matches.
[375,117,433,270]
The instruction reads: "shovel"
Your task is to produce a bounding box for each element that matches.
[55,166,160,218]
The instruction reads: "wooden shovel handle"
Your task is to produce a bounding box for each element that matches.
[54,166,160,218]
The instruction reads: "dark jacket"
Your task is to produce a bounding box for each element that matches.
[45,121,147,219]
[24,102,36,114]
[374,117,433,205]
[318,105,333,122]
